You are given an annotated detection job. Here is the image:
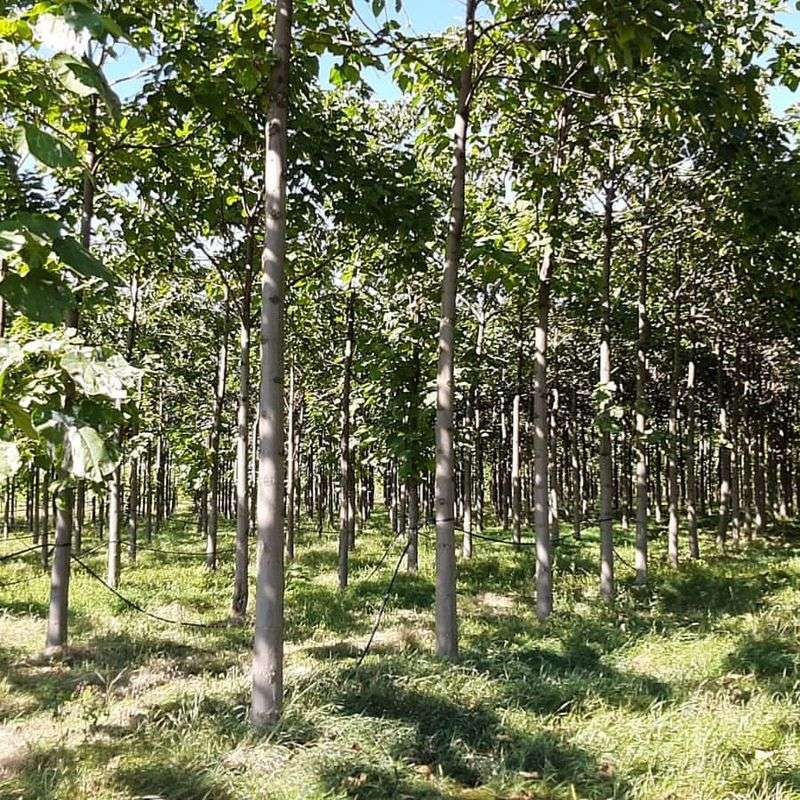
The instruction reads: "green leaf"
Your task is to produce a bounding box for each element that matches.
[0,229,26,255]
[0,399,37,438]
[0,340,23,397]
[52,53,121,121]
[1,212,62,239]
[53,236,121,285]
[0,267,75,323]
[21,123,79,169]
[0,440,21,480]
[60,347,140,400]
[64,423,117,481]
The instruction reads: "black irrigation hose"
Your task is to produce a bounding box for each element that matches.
[0,543,44,562]
[357,536,412,668]
[361,529,404,582]
[134,544,235,558]
[70,553,228,630]
[0,573,42,590]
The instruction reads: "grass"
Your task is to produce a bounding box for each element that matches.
[1,510,800,799]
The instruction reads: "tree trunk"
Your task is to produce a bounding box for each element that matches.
[717,341,730,550]
[434,0,476,660]
[45,96,97,653]
[534,241,553,618]
[634,208,649,580]
[667,256,680,568]
[686,303,699,558]
[232,261,253,620]
[286,359,297,561]
[338,291,355,590]
[598,171,615,602]
[207,289,230,570]
[251,0,291,728]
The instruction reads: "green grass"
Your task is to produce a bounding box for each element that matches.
[2,511,800,799]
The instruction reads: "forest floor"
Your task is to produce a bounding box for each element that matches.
[1,511,800,800]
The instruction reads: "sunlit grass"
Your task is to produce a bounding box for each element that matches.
[1,509,799,799]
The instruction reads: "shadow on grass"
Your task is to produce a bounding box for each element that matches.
[320,658,634,798]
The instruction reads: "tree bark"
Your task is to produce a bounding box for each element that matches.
[667,256,680,568]
[598,170,615,602]
[251,0,291,728]
[207,288,230,570]
[338,290,355,590]
[434,0,476,660]
[232,260,253,619]
[634,206,649,580]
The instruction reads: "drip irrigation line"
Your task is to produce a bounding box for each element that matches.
[357,536,412,668]
[361,529,404,582]
[0,573,43,589]
[134,544,235,557]
[0,543,44,562]
[1,532,38,542]
[70,553,228,629]
[612,547,636,571]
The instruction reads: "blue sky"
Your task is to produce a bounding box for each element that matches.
[111,0,800,114]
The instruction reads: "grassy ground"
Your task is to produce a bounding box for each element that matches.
[1,510,800,800]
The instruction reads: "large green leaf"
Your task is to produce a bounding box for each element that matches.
[0,267,75,323]
[1,212,62,240]
[60,347,140,400]
[21,123,80,169]
[0,340,23,397]
[0,229,26,256]
[54,236,121,285]
[63,423,117,481]
[0,440,21,480]
[0,399,38,438]
[51,53,121,121]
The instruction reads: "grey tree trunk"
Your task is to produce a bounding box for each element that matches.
[207,289,230,570]
[107,472,121,588]
[45,96,97,652]
[251,0,291,728]
[667,257,680,568]
[634,208,649,581]
[286,360,296,561]
[338,291,354,590]
[434,0,476,660]
[232,261,253,619]
[534,246,553,618]
[407,476,419,573]
[686,305,699,558]
[717,342,730,550]
[512,307,523,548]
[598,174,615,602]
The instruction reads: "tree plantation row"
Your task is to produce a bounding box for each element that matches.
[1,0,799,732]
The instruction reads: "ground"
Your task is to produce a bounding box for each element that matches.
[1,510,800,800]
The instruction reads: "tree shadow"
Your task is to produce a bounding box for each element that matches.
[313,657,634,798]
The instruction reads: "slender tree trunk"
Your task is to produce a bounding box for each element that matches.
[251,0,291,728]
[717,341,730,550]
[407,475,419,573]
[598,170,615,602]
[512,306,523,547]
[434,0,476,660]
[207,289,230,570]
[686,305,699,558]
[570,387,581,539]
[45,96,97,653]
[634,208,649,580]
[534,240,553,618]
[338,291,355,590]
[107,472,121,588]
[286,359,296,561]
[667,256,681,568]
[232,261,253,619]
